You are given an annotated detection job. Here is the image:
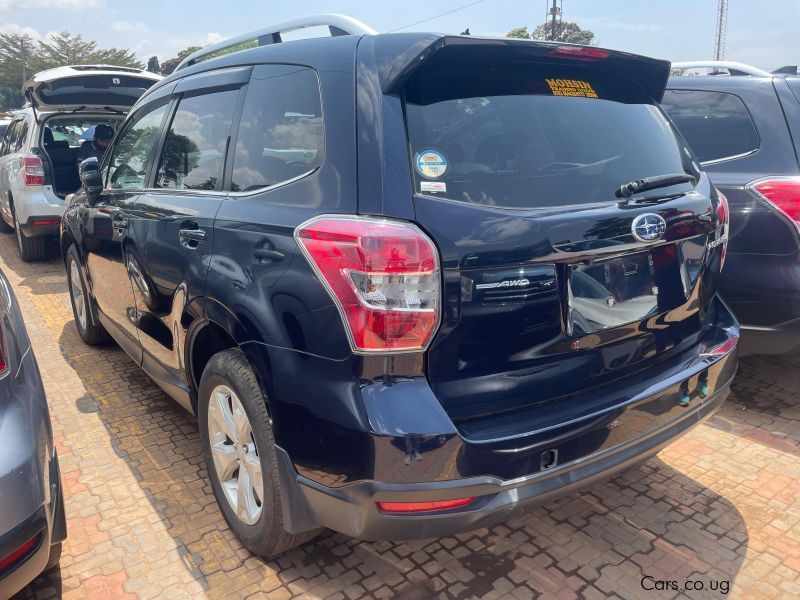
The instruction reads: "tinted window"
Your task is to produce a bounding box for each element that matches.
[156,89,238,191]
[107,101,169,190]
[404,65,696,208]
[0,122,17,155]
[661,90,759,163]
[230,66,323,193]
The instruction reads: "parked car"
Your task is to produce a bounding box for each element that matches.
[0,65,161,261]
[0,119,10,140]
[0,266,66,597]
[61,16,739,559]
[664,61,800,354]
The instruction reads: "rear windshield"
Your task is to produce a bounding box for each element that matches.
[43,116,121,149]
[38,75,154,107]
[404,65,697,208]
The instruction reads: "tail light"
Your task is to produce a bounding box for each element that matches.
[714,192,730,270]
[21,155,44,186]
[295,216,441,353]
[377,497,474,513]
[545,46,609,61]
[748,177,800,233]
[701,333,739,360]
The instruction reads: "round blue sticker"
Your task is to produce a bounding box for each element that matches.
[415,149,448,178]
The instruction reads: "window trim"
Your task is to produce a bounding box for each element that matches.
[222,62,325,196]
[662,88,761,166]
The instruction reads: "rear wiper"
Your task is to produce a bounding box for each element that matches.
[615,173,696,199]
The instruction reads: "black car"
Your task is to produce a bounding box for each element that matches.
[60,15,738,559]
[664,61,800,354]
[0,267,66,597]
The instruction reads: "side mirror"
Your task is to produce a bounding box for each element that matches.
[79,157,102,203]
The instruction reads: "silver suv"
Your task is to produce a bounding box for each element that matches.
[0,65,160,261]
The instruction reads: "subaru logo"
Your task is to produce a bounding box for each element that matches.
[631,213,667,243]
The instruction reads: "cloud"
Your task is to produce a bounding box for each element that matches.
[0,0,104,8]
[111,21,151,34]
[0,23,46,40]
[205,32,224,44]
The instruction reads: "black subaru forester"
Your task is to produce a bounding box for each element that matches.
[60,15,739,558]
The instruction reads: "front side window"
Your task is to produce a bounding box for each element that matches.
[404,65,697,208]
[155,88,239,191]
[107,102,169,190]
[230,65,323,193]
[661,90,759,163]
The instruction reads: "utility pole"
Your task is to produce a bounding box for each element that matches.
[548,0,561,41]
[713,0,729,60]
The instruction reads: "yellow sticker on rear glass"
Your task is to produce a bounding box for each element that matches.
[545,79,598,99]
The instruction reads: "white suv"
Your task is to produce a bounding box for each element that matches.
[0,65,160,261]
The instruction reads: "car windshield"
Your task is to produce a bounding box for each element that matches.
[404,65,697,208]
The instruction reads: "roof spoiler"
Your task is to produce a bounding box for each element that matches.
[176,14,376,71]
[369,35,673,101]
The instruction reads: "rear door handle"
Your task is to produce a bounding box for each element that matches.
[254,248,284,263]
[179,229,207,242]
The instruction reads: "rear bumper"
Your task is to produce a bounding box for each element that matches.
[287,378,731,540]
[274,300,738,540]
[0,509,51,599]
[739,318,800,355]
[13,186,64,237]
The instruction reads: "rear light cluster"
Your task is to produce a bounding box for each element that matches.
[21,155,44,186]
[701,333,739,360]
[295,216,441,353]
[749,177,800,233]
[714,192,730,270]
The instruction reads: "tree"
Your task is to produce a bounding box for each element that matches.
[32,32,143,70]
[147,56,160,74]
[0,33,38,107]
[160,57,180,76]
[506,20,595,45]
[177,46,203,62]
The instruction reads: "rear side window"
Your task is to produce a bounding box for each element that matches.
[404,65,696,208]
[0,122,18,155]
[13,121,28,152]
[661,90,759,163]
[229,65,323,193]
[156,88,238,191]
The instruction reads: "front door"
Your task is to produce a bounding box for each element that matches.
[128,81,242,409]
[82,98,171,361]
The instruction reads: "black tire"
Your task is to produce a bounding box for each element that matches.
[45,542,62,572]
[66,244,111,345]
[199,349,321,559]
[0,198,13,233]
[13,208,47,262]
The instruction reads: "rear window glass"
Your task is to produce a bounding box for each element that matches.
[230,65,323,193]
[404,66,696,208]
[661,90,759,163]
[43,117,120,149]
[38,75,154,107]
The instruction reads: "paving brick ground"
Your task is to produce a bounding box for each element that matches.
[2,232,798,600]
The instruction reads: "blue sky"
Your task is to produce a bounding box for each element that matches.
[1,0,798,70]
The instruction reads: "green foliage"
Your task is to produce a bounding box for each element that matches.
[147,56,160,74]
[160,57,181,76]
[177,46,203,62]
[506,20,595,45]
[0,31,145,110]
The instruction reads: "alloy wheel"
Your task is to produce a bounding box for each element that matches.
[69,259,87,331]
[207,384,264,525]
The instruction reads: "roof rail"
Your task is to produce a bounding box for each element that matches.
[176,14,377,72]
[671,61,771,77]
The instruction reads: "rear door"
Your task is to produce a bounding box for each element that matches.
[392,45,722,433]
[127,68,247,409]
[24,69,161,111]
